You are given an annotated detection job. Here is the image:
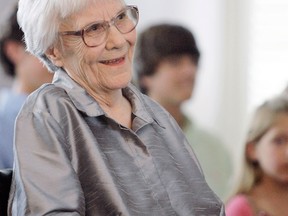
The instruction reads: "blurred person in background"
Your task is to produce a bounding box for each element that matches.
[134,23,232,200]
[0,7,53,169]
[226,94,288,215]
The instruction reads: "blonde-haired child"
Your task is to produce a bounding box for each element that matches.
[226,94,288,215]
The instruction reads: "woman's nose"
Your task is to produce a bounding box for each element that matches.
[105,25,126,50]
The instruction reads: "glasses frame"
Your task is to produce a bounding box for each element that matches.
[59,5,139,47]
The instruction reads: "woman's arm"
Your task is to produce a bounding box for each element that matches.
[9,110,85,215]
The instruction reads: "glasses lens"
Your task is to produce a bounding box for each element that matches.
[83,23,107,47]
[115,7,139,34]
[83,6,139,47]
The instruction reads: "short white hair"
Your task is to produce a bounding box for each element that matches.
[17,0,99,71]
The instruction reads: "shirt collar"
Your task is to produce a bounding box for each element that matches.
[53,69,105,117]
[52,69,155,124]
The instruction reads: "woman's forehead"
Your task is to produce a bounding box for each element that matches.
[65,0,126,29]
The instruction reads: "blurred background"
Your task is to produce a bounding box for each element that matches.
[1,0,288,163]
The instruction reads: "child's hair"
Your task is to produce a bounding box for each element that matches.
[227,94,288,200]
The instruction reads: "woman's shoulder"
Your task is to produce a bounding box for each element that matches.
[19,83,72,115]
[225,194,254,216]
[33,82,68,96]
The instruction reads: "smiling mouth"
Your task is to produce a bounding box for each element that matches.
[99,57,125,65]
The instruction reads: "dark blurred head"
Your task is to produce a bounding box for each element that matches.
[134,24,200,94]
[0,8,24,77]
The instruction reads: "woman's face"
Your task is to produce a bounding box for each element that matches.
[249,113,288,184]
[53,0,136,95]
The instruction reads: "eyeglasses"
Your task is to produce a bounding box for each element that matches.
[59,5,139,47]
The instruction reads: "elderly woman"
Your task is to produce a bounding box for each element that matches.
[8,0,224,215]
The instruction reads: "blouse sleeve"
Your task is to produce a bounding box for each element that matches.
[225,195,254,216]
[9,110,85,215]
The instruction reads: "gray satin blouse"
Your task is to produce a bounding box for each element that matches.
[8,69,225,215]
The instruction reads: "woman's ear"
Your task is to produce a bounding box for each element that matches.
[3,40,25,64]
[45,46,64,68]
[246,141,258,162]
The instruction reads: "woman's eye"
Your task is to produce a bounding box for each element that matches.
[117,12,127,21]
[86,23,103,34]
